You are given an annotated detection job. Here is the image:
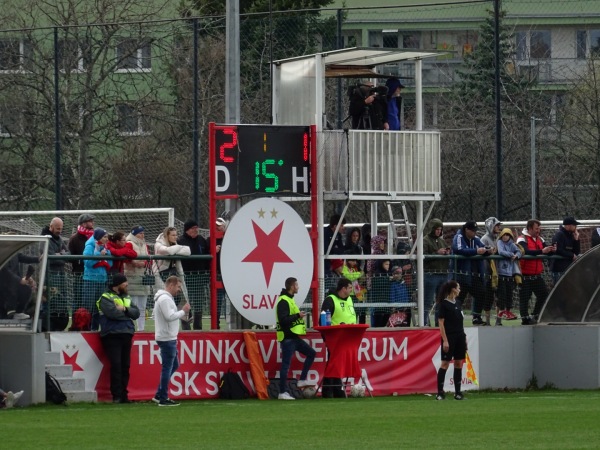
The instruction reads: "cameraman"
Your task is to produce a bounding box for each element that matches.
[348,80,388,130]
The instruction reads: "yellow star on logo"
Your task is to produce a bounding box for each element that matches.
[270,209,278,218]
[258,208,266,218]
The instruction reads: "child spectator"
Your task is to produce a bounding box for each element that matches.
[496,228,522,325]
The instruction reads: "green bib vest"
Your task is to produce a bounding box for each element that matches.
[275,294,306,342]
[96,290,131,314]
[328,294,357,325]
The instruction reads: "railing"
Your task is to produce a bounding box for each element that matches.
[320,130,441,200]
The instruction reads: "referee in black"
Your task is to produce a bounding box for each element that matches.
[435,280,467,400]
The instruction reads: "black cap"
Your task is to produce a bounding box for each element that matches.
[184,219,199,232]
[111,273,127,288]
[464,221,478,231]
[563,217,580,226]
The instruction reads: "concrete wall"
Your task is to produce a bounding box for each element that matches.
[0,333,47,405]
[533,326,600,389]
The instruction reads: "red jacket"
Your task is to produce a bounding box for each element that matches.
[106,241,137,274]
[518,234,544,276]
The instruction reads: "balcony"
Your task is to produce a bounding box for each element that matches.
[319,130,441,201]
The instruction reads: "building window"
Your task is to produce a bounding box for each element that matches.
[57,40,87,72]
[577,30,600,58]
[0,39,33,72]
[515,30,551,60]
[117,104,150,135]
[530,31,551,59]
[401,32,421,50]
[382,31,398,49]
[116,39,151,71]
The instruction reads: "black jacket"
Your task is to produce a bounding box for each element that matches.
[177,232,209,272]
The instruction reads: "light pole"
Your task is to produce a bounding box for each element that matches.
[530,117,542,218]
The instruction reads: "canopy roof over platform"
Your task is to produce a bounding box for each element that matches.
[272,47,441,130]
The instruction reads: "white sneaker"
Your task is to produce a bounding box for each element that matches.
[278,392,295,400]
[13,313,30,320]
[12,391,23,406]
[297,380,313,388]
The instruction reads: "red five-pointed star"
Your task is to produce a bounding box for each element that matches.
[242,220,293,287]
[63,350,84,372]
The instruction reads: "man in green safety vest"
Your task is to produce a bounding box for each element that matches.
[275,277,317,400]
[321,277,357,397]
[96,273,140,403]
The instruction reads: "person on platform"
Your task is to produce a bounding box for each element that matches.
[495,228,522,324]
[152,275,190,406]
[41,217,70,309]
[275,277,316,401]
[551,217,581,284]
[348,80,388,130]
[321,277,357,398]
[435,280,467,401]
[385,77,405,131]
[517,220,555,325]
[211,217,229,328]
[324,214,346,278]
[96,273,140,403]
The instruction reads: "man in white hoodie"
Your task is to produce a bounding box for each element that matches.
[152,276,190,406]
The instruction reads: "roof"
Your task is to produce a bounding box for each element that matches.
[273,47,442,78]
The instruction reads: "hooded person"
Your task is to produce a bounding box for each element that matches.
[385,77,405,131]
[82,227,112,330]
[423,218,450,326]
[495,228,523,324]
[480,217,502,325]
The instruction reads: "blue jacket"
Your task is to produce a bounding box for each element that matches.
[390,280,410,303]
[496,239,522,277]
[83,236,112,282]
[451,229,485,278]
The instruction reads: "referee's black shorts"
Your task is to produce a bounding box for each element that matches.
[441,332,467,361]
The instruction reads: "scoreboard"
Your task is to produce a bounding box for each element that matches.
[211,124,311,197]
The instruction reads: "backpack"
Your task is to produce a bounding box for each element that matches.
[69,307,91,331]
[45,371,67,405]
[218,369,250,400]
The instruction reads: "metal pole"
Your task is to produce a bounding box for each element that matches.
[192,19,199,223]
[53,27,62,210]
[530,117,541,219]
[530,117,536,219]
[336,9,343,129]
[494,0,502,219]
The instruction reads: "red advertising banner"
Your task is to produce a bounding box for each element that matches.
[50,329,476,401]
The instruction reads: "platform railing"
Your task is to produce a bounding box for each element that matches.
[319,130,441,201]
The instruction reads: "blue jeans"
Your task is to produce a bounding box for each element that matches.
[424,273,446,326]
[155,340,179,401]
[279,338,316,394]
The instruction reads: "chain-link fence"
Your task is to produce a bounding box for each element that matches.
[1,1,599,224]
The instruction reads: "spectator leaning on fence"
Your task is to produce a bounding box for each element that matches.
[451,221,490,326]
[480,217,502,326]
[551,217,581,284]
[177,219,209,331]
[68,213,95,310]
[517,219,554,325]
[124,226,152,331]
[423,218,449,327]
[495,228,522,324]
[106,231,137,275]
[83,227,112,331]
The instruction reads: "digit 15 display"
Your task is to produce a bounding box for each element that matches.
[213,124,311,197]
